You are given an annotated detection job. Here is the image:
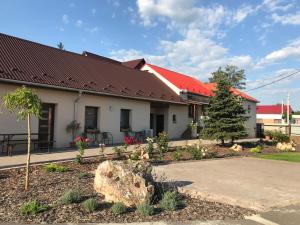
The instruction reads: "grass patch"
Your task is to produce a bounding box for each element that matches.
[43,163,67,173]
[20,200,50,215]
[82,198,99,212]
[60,189,83,204]
[111,202,127,215]
[254,152,300,163]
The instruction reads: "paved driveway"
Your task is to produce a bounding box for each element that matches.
[154,157,300,211]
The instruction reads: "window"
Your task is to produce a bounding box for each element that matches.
[188,104,195,118]
[172,114,177,123]
[274,119,282,124]
[120,109,131,131]
[85,106,98,130]
[248,105,251,114]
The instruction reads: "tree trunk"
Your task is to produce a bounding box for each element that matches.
[25,114,31,191]
[221,139,225,146]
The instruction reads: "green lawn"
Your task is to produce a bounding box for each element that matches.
[255,152,300,163]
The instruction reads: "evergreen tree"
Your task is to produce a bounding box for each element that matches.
[203,79,248,145]
[209,65,246,89]
[57,42,64,50]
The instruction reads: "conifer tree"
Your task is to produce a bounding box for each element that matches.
[203,79,248,145]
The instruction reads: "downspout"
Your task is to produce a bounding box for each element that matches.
[73,91,82,121]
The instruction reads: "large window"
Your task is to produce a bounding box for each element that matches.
[85,106,98,130]
[120,109,131,131]
[188,104,195,118]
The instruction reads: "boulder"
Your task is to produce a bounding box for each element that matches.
[94,160,154,206]
[276,142,296,152]
[230,144,243,152]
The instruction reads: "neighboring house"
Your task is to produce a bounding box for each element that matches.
[124,60,259,138]
[0,33,188,148]
[292,115,300,124]
[257,105,294,124]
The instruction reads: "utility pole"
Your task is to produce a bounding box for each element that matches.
[287,92,291,136]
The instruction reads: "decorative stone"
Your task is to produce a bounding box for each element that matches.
[94,160,154,206]
[276,142,296,152]
[230,144,243,152]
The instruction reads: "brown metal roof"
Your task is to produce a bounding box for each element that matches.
[122,58,146,69]
[0,33,184,104]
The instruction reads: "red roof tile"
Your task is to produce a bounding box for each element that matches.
[145,64,258,103]
[146,64,213,97]
[0,33,184,104]
[257,105,293,114]
[204,83,259,103]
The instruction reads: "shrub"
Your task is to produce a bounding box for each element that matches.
[129,152,140,161]
[111,202,127,215]
[188,145,203,160]
[264,130,290,143]
[136,201,154,216]
[272,131,290,143]
[75,136,89,164]
[146,137,154,156]
[160,191,181,211]
[157,132,169,156]
[82,198,99,212]
[249,145,263,154]
[78,172,91,179]
[172,147,182,161]
[113,145,127,157]
[43,163,67,173]
[60,189,83,204]
[20,200,49,215]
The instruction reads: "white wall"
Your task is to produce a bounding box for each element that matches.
[0,83,151,148]
[167,104,189,139]
[243,100,257,138]
[257,114,282,119]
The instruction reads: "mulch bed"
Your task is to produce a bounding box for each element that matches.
[0,158,254,224]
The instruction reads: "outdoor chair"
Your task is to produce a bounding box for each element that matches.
[100,132,113,145]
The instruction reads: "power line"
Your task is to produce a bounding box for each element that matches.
[245,69,300,92]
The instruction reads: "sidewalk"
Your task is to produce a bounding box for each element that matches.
[0,138,259,169]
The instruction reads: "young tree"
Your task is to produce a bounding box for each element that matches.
[2,86,41,190]
[209,65,246,89]
[203,79,248,145]
[57,42,64,50]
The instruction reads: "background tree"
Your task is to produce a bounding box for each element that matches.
[57,42,64,50]
[202,79,248,145]
[2,86,41,190]
[209,65,246,89]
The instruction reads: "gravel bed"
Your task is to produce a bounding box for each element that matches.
[0,159,255,223]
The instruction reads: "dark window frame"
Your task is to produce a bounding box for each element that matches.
[84,106,98,131]
[120,109,131,132]
[172,114,177,124]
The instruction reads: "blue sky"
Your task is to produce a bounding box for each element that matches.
[1,0,300,110]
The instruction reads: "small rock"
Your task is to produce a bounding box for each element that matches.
[230,144,243,152]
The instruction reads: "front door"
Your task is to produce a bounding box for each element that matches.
[38,103,55,148]
[156,114,164,136]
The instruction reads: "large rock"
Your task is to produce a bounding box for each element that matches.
[230,144,243,152]
[94,160,154,206]
[276,142,296,152]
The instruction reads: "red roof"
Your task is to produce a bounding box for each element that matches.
[204,83,259,103]
[145,64,258,102]
[257,105,293,114]
[146,64,213,97]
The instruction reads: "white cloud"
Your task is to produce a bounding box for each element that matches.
[108,0,120,7]
[257,37,300,67]
[59,27,65,32]
[111,29,253,79]
[75,20,83,27]
[271,12,300,25]
[62,14,69,24]
[233,5,256,23]
[262,0,293,12]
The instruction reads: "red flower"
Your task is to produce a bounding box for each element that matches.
[75,136,83,142]
[85,138,90,143]
[124,136,137,145]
